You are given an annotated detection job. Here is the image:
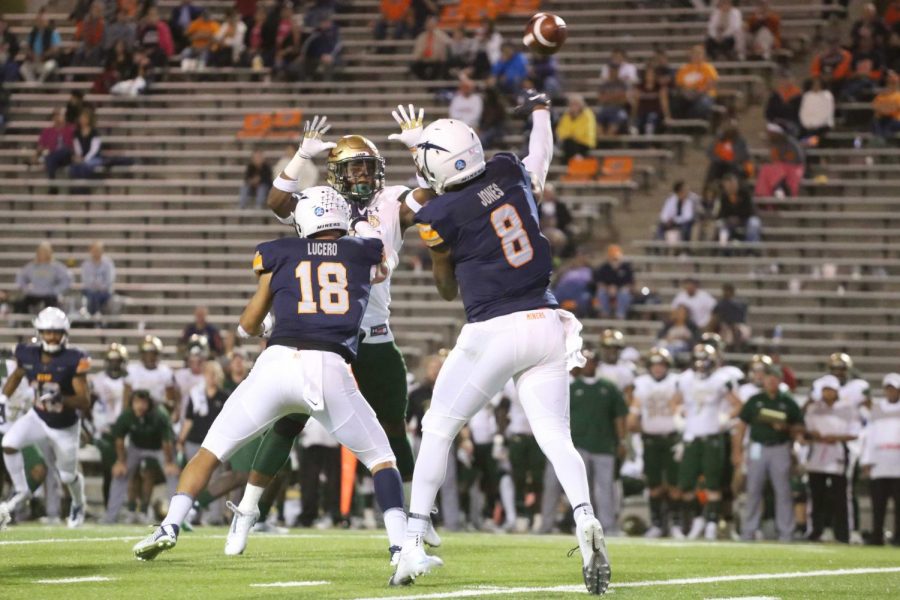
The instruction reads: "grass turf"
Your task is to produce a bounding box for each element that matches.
[0,525,898,599]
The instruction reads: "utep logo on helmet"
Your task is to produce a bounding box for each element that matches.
[314,206,325,216]
[455,159,466,171]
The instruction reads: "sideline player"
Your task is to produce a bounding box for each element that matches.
[388,97,611,595]
[225,118,440,558]
[131,187,409,571]
[0,308,91,529]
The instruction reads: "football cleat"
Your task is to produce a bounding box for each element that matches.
[687,516,706,540]
[224,501,259,556]
[643,525,663,539]
[670,526,686,540]
[704,521,718,541]
[67,504,85,528]
[0,503,11,531]
[424,519,442,548]
[388,535,444,586]
[133,524,178,561]
[574,517,612,595]
[251,520,288,535]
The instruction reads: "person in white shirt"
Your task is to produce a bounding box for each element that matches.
[599,48,638,87]
[860,373,900,546]
[656,180,698,243]
[803,374,860,543]
[705,0,744,60]
[671,278,717,330]
[448,78,483,129]
[173,335,208,425]
[799,76,834,139]
[212,9,246,66]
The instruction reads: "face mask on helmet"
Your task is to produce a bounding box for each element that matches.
[33,307,69,354]
[329,156,385,207]
[38,330,67,354]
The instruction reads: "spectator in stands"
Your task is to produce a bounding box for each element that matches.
[843,31,886,101]
[181,306,224,356]
[861,373,900,547]
[182,9,219,69]
[211,9,246,67]
[105,42,149,97]
[492,43,529,98]
[304,0,337,29]
[671,278,717,330]
[599,48,638,87]
[33,107,74,180]
[706,0,743,60]
[718,173,761,243]
[449,77,483,128]
[596,67,630,137]
[709,283,750,348]
[764,70,802,137]
[810,38,852,94]
[70,109,104,180]
[705,122,751,186]
[594,244,634,320]
[872,70,900,138]
[80,240,116,316]
[552,252,594,317]
[887,0,900,28]
[746,0,781,60]
[14,241,71,313]
[375,0,411,42]
[652,49,675,89]
[478,85,507,149]
[301,16,342,81]
[273,9,303,79]
[754,123,805,197]
[0,15,20,83]
[239,149,273,209]
[556,93,597,162]
[851,3,889,52]
[632,62,671,135]
[447,26,476,75]
[410,15,449,80]
[169,0,203,51]
[799,76,835,140]
[64,90,87,124]
[675,45,718,119]
[529,53,562,99]
[478,20,503,65]
[73,0,105,66]
[104,8,137,53]
[656,304,700,357]
[21,8,61,83]
[656,180,697,242]
[137,6,175,69]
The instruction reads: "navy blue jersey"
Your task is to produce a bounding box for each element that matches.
[415,152,558,322]
[15,343,91,429]
[253,236,384,361]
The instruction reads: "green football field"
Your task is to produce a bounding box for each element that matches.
[1,525,898,599]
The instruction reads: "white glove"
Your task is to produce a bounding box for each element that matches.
[282,115,336,180]
[388,104,425,150]
[260,313,275,339]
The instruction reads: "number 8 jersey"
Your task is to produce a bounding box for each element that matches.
[415,152,558,323]
[252,236,384,362]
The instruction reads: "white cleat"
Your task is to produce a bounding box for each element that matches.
[67,504,85,528]
[575,517,612,595]
[0,504,11,531]
[388,535,444,586]
[424,519,442,548]
[670,525,686,540]
[224,501,259,556]
[643,525,663,539]
[687,516,705,540]
[251,520,288,534]
[704,520,718,541]
[133,524,178,561]
[0,491,30,530]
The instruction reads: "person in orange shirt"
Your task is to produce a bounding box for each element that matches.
[183,9,219,67]
[810,38,852,93]
[74,0,105,66]
[675,45,718,119]
[746,0,781,60]
[872,70,900,138]
[375,0,411,41]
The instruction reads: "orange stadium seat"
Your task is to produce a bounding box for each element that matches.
[269,110,303,139]
[236,113,272,139]
[562,156,600,182]
[597,156,634,182]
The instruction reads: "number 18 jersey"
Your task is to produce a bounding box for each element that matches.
[415,153,558,323]
[253,236,384,361]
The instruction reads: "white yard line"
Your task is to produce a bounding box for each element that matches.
[0,532,388,546]
[34,576,114,584]
[351,566,900,600]
[249,581,331,588]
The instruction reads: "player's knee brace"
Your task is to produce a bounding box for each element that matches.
[421,410,466,441]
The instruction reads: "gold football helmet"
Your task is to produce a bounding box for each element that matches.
[647,347,673,366]
[692,343,718,377]
[326,135,385,207]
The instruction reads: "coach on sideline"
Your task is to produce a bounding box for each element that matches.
[733,363,804,542]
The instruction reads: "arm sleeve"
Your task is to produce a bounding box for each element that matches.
[84,136,101,161]
[521,109,553,192]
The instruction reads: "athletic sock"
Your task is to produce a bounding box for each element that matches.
[388,433,415,481]
[405,513,429,544]
[573,502,595,526]
[373,468,406,548]
[705,499,721,524]
[499,473,516,524]
[238,483,265,514]
[252,428,296,478]
[2,450,28,496]
[162,493,194,528]
[67,472,85,508]
[649,495,663,529]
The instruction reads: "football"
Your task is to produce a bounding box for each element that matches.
[522,12,568,56]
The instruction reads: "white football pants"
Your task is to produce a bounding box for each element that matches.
[2,409,80,486]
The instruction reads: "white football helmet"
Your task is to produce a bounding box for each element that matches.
[292,186,351,238]
[33,307,69,354]
[414,119,486,194]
